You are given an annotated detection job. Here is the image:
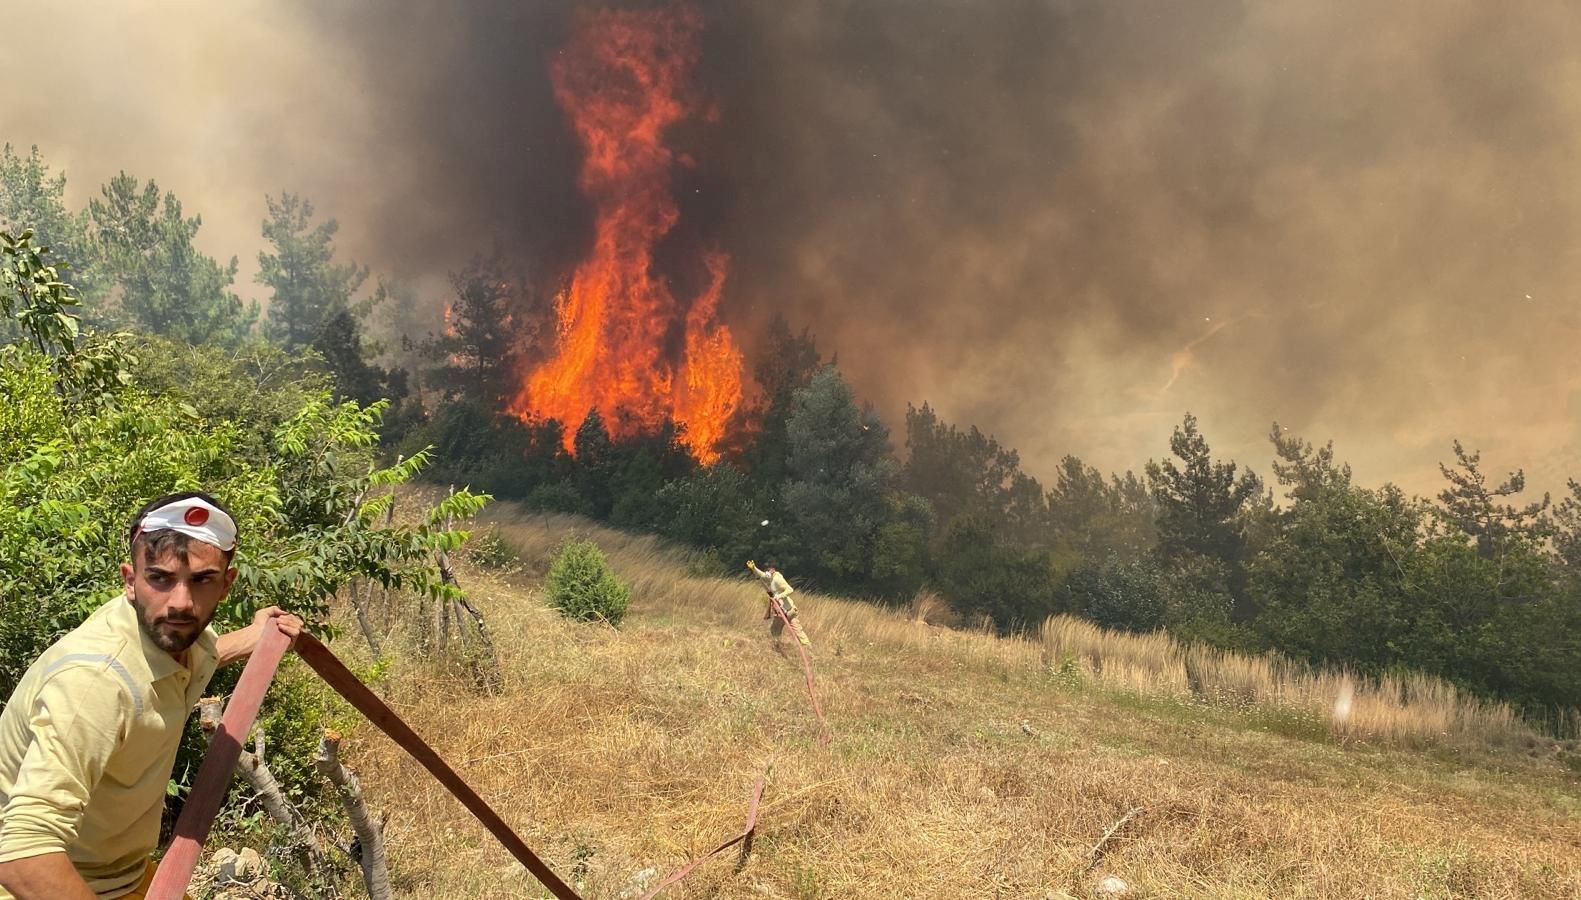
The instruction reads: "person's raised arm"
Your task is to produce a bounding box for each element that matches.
[216,606,304,667]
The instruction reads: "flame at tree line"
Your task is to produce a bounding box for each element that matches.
[508,3,744,464]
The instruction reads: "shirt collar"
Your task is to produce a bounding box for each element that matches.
[110,595,220,683]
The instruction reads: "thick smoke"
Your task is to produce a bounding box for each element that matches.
[3,0,1579,496]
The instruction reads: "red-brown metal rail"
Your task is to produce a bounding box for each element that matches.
[146,624,291,899]
[292,632,581,899]
[769,596,831,746]
[146,623,776,900]
[145,624,582,900]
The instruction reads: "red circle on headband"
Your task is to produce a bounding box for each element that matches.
[184,507,210,527]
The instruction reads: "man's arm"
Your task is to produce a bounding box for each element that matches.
[0,670,126,900]
[216,606,305,667]
[0,852,97,900]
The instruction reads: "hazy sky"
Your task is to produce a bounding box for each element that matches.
[4,0,1579,500]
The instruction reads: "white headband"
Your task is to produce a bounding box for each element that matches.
[135,497,237,552]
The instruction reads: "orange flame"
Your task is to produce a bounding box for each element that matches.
[509,3,742,463]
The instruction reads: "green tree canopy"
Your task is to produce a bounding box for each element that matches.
[779,366,898,589]
[739,315,823,488]
[1434,440,1551,561]
[258,192,367,350]
[934,514,1057,632]
[1247,427,1424,669]
[1146,413,1264,621]
[1,228,485,699]
[0,146,104,307]
[1147,413,1263,564]
[423,250,525,406]
[313,307,407,409]
[902,401,1046,544]
[1046,457,1157,564]
[1555,479,1581,569]
[89,172,256,344]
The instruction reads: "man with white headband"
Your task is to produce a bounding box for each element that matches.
[0,491,304,900]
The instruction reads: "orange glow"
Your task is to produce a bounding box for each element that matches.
[509,3,742,463]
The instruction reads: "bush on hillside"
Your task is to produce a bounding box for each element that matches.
[933,515,1058,633]
[465,527,519,570]
[1057,558,1168,633]
[525,480,593,516]
[545,538,630,626]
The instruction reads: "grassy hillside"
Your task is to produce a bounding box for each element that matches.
[315,506,1581,899]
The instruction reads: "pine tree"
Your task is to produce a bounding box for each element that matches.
[0,145,104,306]
[257,193,367,350]
[1434,440,1550,559]
[1146,413,1262,563]
[89,173,256,344]
[572,409,616,518]
[780,366,898,588]
[1145,413,1263,621]
[1555,479,1581,569]
[1046,456,1156,563]
[901,402,1046,544]
[423,250,521,405]
[738,315,822,484]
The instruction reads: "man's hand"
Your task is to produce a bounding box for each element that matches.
[746,559,755,570]
[252,606,305,644]
[217,606,305,667]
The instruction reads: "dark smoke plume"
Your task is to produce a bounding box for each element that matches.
[3,0,1579,495]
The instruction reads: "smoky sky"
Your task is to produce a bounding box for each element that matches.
[4,0,1580,498]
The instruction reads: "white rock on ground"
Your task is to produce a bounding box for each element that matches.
[1096,874,1131,896]
[211,846,266,884]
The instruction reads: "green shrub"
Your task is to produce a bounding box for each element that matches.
[545,538,629,626]
[684,547,729,578]
[466,526,519,570]
[524,480,593,516]
[1057,557,1168,634]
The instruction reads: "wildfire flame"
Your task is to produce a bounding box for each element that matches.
[510,3,743,463]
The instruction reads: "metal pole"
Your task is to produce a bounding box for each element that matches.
[146,623,291,899]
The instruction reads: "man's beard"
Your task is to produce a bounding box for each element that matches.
[130,591,213,654]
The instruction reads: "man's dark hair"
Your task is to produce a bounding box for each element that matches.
[127,491,238,565]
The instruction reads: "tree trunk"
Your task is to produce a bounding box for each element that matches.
[197,698,329,887]
[433,486,499,683]
[381,467,399,634]
[433,591,449,652]
[349,579,382,657]
[315,729,393,900]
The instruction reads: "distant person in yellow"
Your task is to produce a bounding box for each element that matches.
[0,492,304,900]
[746,560,812,652]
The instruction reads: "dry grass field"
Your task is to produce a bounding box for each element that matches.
[312,506,1581,899]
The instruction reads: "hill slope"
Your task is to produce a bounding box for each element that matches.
[322,507,1581,899]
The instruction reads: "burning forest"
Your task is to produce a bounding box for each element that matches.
[508,3,744,464]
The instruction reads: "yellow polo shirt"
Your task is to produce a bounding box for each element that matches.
[0,595,218,899]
